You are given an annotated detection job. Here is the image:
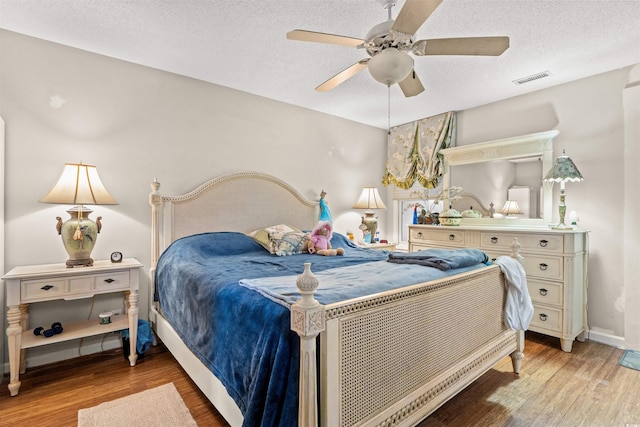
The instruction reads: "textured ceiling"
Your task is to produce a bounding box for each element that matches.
[1,0,639,129]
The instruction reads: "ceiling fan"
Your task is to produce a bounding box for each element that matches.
[287,0,510,97]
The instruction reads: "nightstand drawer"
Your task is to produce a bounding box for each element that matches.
[528,279,563,306]
[480,233,563,254]
[21,279,67,301]
[530,305,563,332]
[69,276,94,293]
[94,272,130,291]
[410,228,465,246]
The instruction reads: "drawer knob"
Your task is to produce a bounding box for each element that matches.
[417,232,423,238]
[539,313,548,321]
[491,237,498,244]
[40,285,54,291]
[539,239,549,247]
[539,288,548,296]
[449,234,455,240]
[104,278,116,284]
[539,263,548,271]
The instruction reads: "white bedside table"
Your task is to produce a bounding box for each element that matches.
[358,242,397,251]
[3,258,143,396]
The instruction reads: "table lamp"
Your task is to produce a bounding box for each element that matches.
[543,150,583,229]
[499,200,523,219]
[353,187,387,243]
[40,163,117,267]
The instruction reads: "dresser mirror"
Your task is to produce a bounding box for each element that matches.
[439,130,559,227]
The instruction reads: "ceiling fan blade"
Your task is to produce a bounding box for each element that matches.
[392,0,443,35]
[287,29,364,47]
[315,60,370,92]
[398,70,425,97]
[412,36,510,56]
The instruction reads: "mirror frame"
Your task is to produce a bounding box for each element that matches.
[439,130,559,227]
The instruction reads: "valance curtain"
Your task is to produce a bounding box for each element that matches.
[382,111,456,189]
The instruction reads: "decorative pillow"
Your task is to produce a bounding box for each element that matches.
[250,224,309,256]
[269,231,311,256]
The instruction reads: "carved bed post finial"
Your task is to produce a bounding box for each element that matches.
[510,237,524,265]
[291,263,325,427]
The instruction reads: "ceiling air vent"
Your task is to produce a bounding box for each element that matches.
[512,71,552,85]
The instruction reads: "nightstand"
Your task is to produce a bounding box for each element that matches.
[3,258,143,396]
[358,242,397,251]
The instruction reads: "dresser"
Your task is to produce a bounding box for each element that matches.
[408,225,588,352]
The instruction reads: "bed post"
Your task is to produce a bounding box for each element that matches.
[291,263,325,427]
[149,179,162,268]
[149,179,162,316]
[509,237,525,374]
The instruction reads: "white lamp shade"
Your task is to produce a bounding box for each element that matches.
[500,200,523,215]
[367,48,414,85]
[353,187,387,210]
[40,163,117,205]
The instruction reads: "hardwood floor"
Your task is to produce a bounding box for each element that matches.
[1,332,639,426]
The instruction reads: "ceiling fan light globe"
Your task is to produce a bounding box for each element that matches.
[368,48,413,85]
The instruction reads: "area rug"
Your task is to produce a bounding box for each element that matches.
[78,382,197,426]
[619,349,640,371]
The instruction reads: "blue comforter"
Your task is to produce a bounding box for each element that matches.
[154,232,489,426]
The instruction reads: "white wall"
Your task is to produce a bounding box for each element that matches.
[623,65,640,350]
[0,30,387,367]
[453,66,639,347]
[0,116,5,380]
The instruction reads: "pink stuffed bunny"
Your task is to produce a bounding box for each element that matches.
[307,221,344,256]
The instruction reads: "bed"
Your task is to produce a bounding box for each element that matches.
[148,171,525,427]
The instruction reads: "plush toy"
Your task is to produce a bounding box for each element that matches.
[308,221,344,256]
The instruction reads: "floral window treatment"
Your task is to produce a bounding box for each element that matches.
[382,111,456,190]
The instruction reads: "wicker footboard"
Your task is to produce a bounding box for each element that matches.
[316,265,522,427]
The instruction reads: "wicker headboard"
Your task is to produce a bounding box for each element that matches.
[149,171,319,268]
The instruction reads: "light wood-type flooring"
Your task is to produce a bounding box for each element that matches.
[1,332,639,426]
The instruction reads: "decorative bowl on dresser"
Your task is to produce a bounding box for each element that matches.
[408,224,588,352]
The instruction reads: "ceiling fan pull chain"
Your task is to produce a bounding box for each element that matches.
[387,84,391,135]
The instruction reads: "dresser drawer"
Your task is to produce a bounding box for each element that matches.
[21,279,67,302]
[480,232,563,255]
[528,279,563,306]
[522,255,563,281]
[410,228,465,247]
[484,251,563,282]
[530,305,563,333]
[94,272,130,291]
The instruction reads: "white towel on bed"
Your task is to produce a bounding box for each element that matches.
[494,256,534,330]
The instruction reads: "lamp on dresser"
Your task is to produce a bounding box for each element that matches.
[543,150,584,229]
[40,163,117,267]
[499,200,524,219]
[353,187,387,243]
